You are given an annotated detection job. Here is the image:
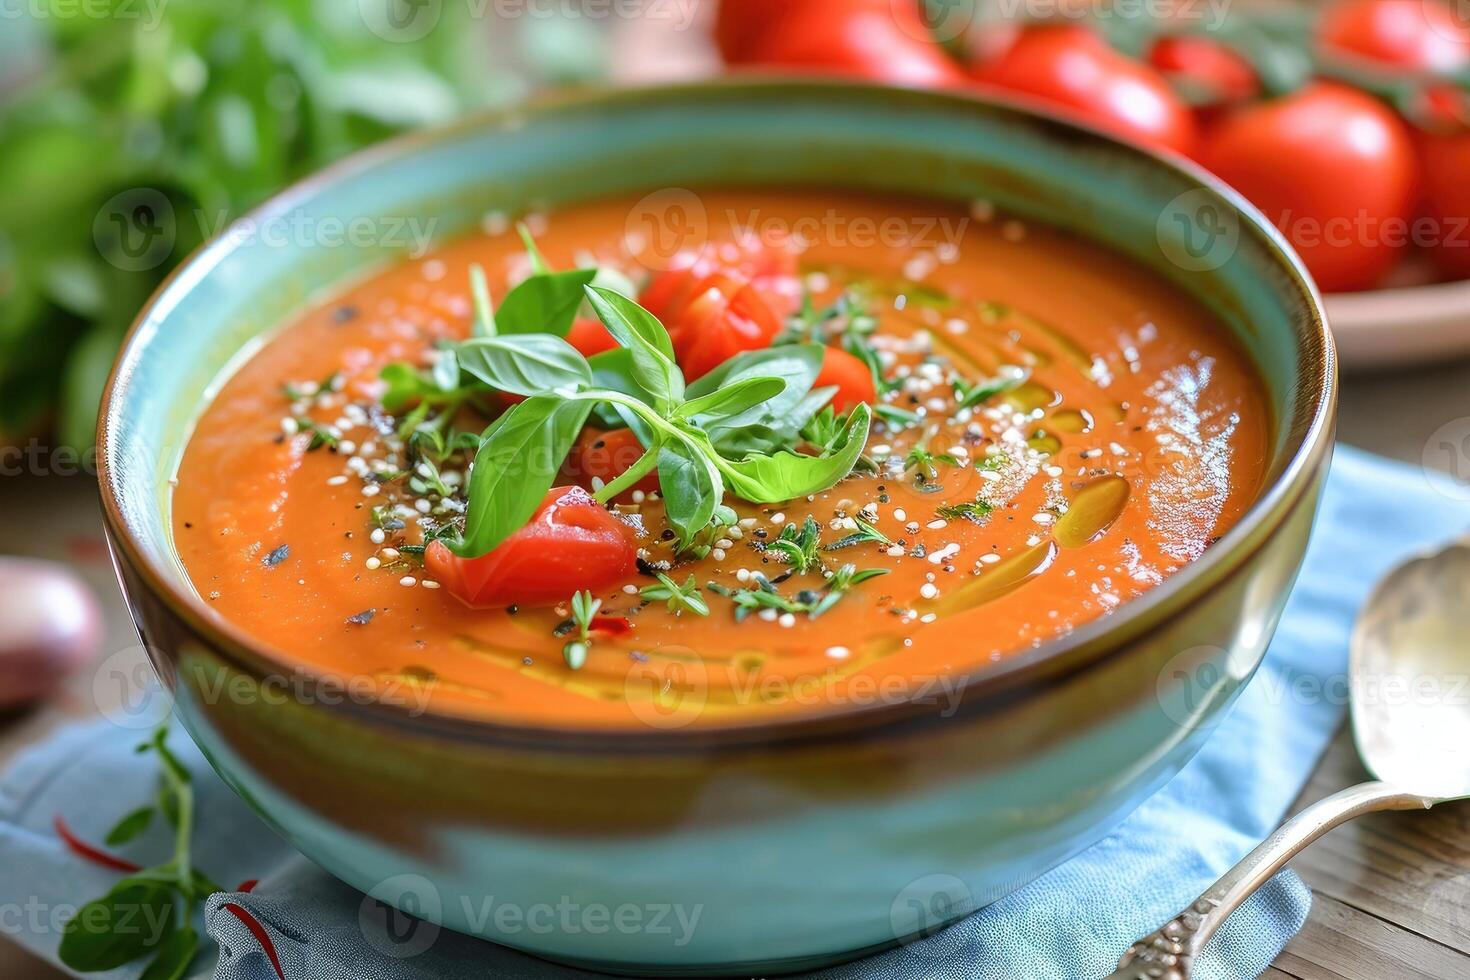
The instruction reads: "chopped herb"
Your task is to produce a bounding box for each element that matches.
[952,366,1029,411]
[825,515,892,551]
[261,545,290,568]
[875,404,923,429]
[936,499,995,524]
[569,590,601,644]
[640,573,710,617]
[708,564,888,621]
[976,452,1010,472]
[562,642,588,671]
[346,609,376,626]
[764,516,824,574]
[293,418,339,452]
[281,371,341,402]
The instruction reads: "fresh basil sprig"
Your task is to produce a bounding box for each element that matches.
[58,727,220,980]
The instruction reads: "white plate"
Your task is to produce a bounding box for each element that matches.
[1328,277,1470,372]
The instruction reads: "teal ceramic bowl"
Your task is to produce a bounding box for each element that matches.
[98,80,1336,974]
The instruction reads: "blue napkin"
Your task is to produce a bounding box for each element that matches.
[3,445,1464,980]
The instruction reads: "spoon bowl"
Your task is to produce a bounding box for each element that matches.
[1111,534,1470,979]
[1352,539,1470,802]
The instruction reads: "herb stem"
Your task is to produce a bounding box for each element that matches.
[592,444,661,504]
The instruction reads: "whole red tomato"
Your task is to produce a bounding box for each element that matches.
[972,25,1199,157]
[1318,0,1470,73]
[1146,35,1261,105]
[426,486,638,608]
[731,0,966,89]
[1419,129,1470,278]
[1199,82,1419,292]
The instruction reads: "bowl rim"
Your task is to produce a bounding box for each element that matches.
[96,77,1338,750]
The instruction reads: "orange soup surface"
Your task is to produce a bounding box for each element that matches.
[173,191,1270,728]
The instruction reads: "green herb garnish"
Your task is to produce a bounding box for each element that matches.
[640,573,710,617]
[709,564,889,621]
[293,418,339,452]
[952,366,1029,411]
[825,515,892,551]
[562,590,602,670]
[765,516,825,574]
[936,499,996,524]
[59,727,220,979]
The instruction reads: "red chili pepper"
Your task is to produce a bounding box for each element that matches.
[53,814,143,874]
[236,879,260,894]
[222,903,286,980]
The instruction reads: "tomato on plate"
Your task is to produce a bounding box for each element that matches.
[1318,0,1470,73]
[426,486,638,608]
[814,347,878,415]
[565,428,660,499]
[971,24,1199,157]
[1419,128,1470,278]
[714,0,796,62]
[728,0,966,89]
[1199,82,1418,293]
[1146,35,1261,105]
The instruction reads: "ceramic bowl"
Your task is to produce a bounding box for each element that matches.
[97,79,1336,975]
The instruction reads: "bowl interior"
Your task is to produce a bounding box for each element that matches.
[101,80,1331,694]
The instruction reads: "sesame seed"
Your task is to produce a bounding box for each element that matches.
[370,528,386,544]
[886,544,905,557]
[920,583,939,600]
[623,584,639,595]
[926,519,948,530]
[980,553,1001,564]
[422,580,441,590]
[758,608,779,622]
[361,484,380,498]
[1033,513,1055,525]
[415,499,432,514]
[327,475,349,486]
[777,613,797,628]
[399,576,417,588]
[920,613,938,623]
[381,548,400,560]
[736,569,751,582]
[591,476,606,492]
[770,512,785,524]
[711,548,727,561]
[365,557,381,570]
[893,508,907,521]
[826,646,851,660]
[280,418,299,435]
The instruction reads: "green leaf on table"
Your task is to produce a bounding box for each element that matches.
[104,806,155,847]
[59,878,177,972]
[138,925,198,980]
[719,404,871,503]
[452,395,592,558]
[582,285,683,412]
[657,436,723,547]
[497,268,598,337]
[455,334,591,396]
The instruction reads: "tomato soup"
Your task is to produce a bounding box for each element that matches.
[173,191,1269,728]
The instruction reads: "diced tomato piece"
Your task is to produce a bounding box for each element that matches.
[565,428,659,500]
[667,270,784,380]
[641,229,800,322]
[565,317,618,356]
[426,486,638,608]
[814,347,878,415]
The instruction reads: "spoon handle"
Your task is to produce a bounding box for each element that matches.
[1106,780,1435,980]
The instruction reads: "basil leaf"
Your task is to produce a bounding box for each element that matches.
[139,925,199,980]
[431,347,460,392]
[59,878,177,972]
[583,285,683,411]
[497,269,597,337]
[588,348,656,440]
[455,334,591,396]
[104,806,155,846]
[719,404,872,503]
[452,395,592,558]
[675,375,787,422]
[379,363,430,413]
[685,345,828,456]
[658,438,723,546]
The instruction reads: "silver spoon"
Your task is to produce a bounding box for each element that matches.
[1108,538,1470,980]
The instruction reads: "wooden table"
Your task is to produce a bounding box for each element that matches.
[4,358,1470,979]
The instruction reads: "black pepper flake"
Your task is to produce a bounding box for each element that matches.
[506,605,519,615]
[636,557,662,578]
[331,304,360,324]
[262,545,290,568]
[346,609,376,626]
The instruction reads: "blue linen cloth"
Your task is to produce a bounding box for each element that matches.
[2,445,1464,980]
